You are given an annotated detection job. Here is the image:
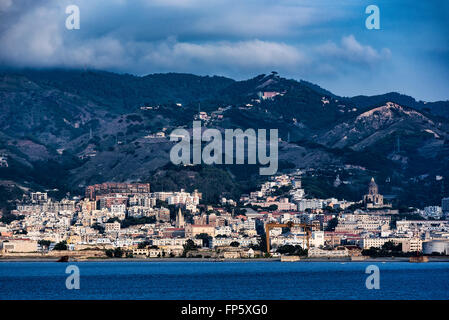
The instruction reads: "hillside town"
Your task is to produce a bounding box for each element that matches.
[1,171,449,260]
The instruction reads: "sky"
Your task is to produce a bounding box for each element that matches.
[0,0,448,101]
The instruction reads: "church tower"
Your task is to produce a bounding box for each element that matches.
[363,177,384,208]
[368,177,378,195]
[175,207,185,228]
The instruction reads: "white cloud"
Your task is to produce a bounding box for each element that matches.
[142,39,306,71]
[318,35,391,65]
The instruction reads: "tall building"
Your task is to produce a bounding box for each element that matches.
[363,178,385,208]
[175,208,185,228]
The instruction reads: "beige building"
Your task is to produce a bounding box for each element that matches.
[105,221,121,233]
[185,225,215,237]
[361,237,422,252]
[396,238,422,252]
[1,239,38,253]
[308,247,349,257]
[132,248,149,256]
[361,237,394,249]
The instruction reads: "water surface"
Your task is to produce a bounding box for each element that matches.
[0,261,448,299]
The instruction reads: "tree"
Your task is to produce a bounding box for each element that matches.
[138,241,150,249]
[92,222,105,234]
[325,218,338,231]
[38,240,51,251]
[195,233,211,247]
[230,241,240,247]
[293,245,308,256]
[276,244,307,256]
[272,185,292,196]
[54,241,68,251]
[105,249,114,258]
[113,248,124,258]
[362,247,379,257]
[0,214,24,224]
[183,239,198,257]
[276,244,296,255]
[382,241,401,252]
[120,216,156,228]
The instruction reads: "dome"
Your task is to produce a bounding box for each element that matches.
[368,177,378,195]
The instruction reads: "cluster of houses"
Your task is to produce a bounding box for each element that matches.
[1,171,449,258]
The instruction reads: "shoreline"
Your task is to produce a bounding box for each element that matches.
[1,256,449,262]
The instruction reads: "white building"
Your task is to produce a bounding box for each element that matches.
[296,199,324,211]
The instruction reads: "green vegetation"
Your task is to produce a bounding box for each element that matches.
[272,185,292,196]
[149,164,258,204]
[0,213,24,224]
[138,241,151,249]
[195,233,211,247]
[92,222,105,233]
[1,69,448,210]
[325,217,338,231]
[301,173,362,202]
[276,244,308,256]
[182,239,198,257]
[0,185,24,215]
[105,247,124,258]
[120,216,156,228]
[54,241,68,251]
[107,216,156,228]
[38,240,51,250]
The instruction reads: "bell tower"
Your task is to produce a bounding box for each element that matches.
[175,207,185,228]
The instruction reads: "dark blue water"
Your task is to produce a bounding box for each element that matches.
[0,261,448,299]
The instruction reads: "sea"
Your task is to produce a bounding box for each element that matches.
[0,261,448,300]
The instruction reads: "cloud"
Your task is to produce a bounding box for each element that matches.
[189,4,328,39]
[10,0,446,99]
[0,1,381,78]
[318,35,391,66]
[141,39,307,73]
[0,1,312,75]
[0,0,12,11]
[0,4,64,67]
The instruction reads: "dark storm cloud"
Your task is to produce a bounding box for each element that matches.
[0,0,447,100]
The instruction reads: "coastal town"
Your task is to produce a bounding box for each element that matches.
[1,171,449,261]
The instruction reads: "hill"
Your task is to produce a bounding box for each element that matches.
[0,69,448,208]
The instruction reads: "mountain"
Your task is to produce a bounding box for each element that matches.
[348,92,449,120]
[0,69,448,208]
[318,102,448,150]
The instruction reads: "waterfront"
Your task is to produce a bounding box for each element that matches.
[1,262,449,300]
